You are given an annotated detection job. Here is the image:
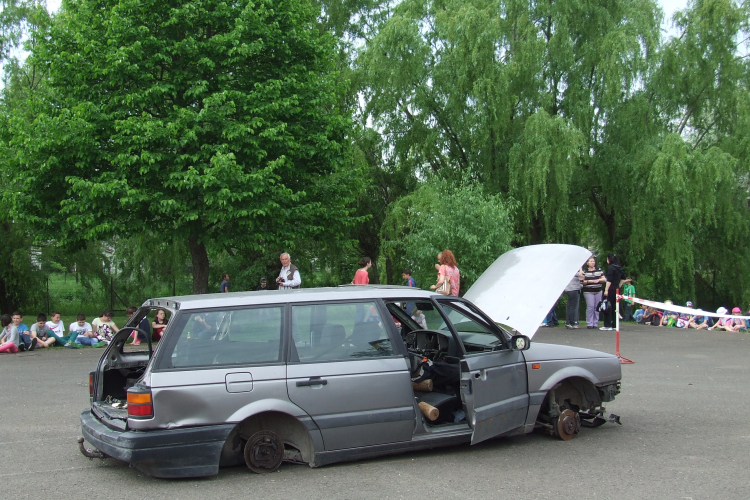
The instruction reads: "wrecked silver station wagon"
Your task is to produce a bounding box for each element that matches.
[79,244,622,478]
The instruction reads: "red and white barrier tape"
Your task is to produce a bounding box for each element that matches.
[616,295,750,320]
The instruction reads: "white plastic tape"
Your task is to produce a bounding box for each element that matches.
[618,295,750,320]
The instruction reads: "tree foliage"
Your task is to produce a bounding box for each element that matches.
[359,0,750,306]
[381,178,516,291]
[2,0,750,312]
[7,0,359,294]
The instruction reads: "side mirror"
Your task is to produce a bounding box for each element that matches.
[510,335,531,351]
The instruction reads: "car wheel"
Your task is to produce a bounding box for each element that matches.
[244,430,284,473]
[553,409,580,441]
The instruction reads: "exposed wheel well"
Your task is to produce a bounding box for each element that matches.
[219,412,315,467]
[541,377,602,416]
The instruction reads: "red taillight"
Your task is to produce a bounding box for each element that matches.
[127,388,153,419]
[89,372,94,396]
[128,403,153,417]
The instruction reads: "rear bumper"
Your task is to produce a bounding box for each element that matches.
[80,409,235,478]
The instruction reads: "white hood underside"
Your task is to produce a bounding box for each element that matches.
[464,244,592,338]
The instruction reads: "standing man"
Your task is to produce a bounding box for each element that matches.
[564,269,583,329]
[220,273,230,293]
[277,252,301,290]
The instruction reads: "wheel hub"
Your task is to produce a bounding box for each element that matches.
[244,430,284,473]
[555,409,580,441]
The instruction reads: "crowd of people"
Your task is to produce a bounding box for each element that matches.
[1,249,459,355]
[0,307,170,354]
[545,252,748,332]
[544,253,627,331]
[14,246,743,355]
[633,302,749,331]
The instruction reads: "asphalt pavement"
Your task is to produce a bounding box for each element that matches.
[1,323,748,500]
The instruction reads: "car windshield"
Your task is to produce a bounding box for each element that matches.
[437,301,506,349]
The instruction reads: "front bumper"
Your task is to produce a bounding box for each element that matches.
[80,409,235,478]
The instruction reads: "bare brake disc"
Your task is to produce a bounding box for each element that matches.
[554,409,580,441]
[244,430,284,473]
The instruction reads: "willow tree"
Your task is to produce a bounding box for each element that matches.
[8,0,358,294]
[623,0,750,300]
[358,0,661,242]
[358,0,750,304]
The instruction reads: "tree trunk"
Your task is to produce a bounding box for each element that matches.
[188,234,210,294]
[0,222,18,313]
[0,275,16,314]
[529,210,544,245]
[385,255,394,285]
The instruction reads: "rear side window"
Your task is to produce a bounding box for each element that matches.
[292,302,393,362]
[168,307,282,368]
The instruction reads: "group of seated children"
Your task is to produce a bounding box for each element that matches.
[0,308,170,354]
[633,301,748,332]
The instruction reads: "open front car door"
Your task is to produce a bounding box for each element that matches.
[436,300,529,444]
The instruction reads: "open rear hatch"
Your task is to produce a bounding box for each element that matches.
[92,317,156,430]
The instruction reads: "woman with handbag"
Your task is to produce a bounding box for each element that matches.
[430,250,460,296]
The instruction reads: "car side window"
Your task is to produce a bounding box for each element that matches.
[168,307,282,368]
[292,302,394,362]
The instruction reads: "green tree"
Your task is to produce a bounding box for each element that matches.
[358,0,750,305]
[8,0,358,294]
[0,0,50,313]
[381,178,517,291]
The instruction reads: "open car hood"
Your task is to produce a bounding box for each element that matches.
[464,244,591,338]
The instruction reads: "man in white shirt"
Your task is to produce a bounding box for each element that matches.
[276,252,301,290]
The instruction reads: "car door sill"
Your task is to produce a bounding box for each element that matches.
[413,422,472,437]
[313,428,473,467]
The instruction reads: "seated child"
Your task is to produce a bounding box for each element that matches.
[659,301,677,327]
[634,304,648,323]
[724,307,747,332]
[708,307,730,331]
[126,306,151,344]
[70,314,106,347]
[675,302,694,328]
[12,311,35,351]
[31,313,56,348]
[643,307,662,325]
[688,313,710,329]
[45,312,66,338]
[0,314,20,353]
[92,309,119,344]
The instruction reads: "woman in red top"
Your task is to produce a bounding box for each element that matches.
[151,309,168,342]
[352,257,372,285]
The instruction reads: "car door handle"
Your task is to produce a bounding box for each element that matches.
[296,377,328,387]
